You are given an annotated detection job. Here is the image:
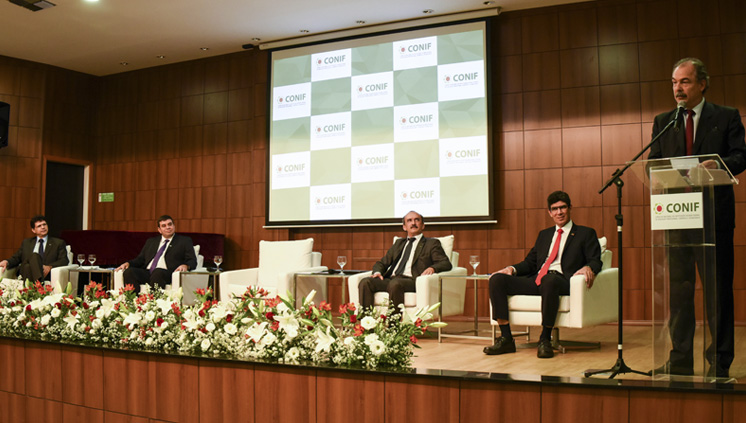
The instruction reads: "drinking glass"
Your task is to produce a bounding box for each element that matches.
[337,255,347,275]
[469,255,480,276]
[88,254,97,267]
[77,253,86,267]
[214,255,223,271]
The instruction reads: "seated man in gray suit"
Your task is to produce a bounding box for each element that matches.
[358,211,452,310]
[116,215,197,289]
[0,215,69,282]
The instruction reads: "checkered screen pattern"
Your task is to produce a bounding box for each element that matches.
[269,22,489,223]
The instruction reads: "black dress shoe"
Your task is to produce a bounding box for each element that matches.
[537,338,554,358]
[651,361,694,376]
[707,365,729,379]
[483,336,516,355]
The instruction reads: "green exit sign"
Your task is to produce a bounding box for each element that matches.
[98,192,114,203]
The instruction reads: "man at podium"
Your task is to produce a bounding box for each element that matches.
[648,58,746,378]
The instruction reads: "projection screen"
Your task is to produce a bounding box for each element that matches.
[267,20,492,227]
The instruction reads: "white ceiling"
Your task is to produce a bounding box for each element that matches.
[0,0,583,76]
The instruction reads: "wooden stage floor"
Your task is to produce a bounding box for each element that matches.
[412,322,746,382]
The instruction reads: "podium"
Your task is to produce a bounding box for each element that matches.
[630,154,738,381]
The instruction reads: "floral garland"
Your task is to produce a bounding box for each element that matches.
[0,279,445,369]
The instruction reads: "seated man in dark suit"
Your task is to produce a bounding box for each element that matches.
[115,215,197,289]
[484,191,602,359]
[0,215,69,282]
[358,210,452,310]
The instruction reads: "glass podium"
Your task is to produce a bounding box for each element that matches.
[630,154,737,382]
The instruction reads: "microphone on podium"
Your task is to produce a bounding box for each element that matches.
[673,100,687,122]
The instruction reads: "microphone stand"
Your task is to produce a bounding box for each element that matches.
[583,113,680,379]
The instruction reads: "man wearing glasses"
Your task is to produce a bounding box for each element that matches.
[483,191,602,358]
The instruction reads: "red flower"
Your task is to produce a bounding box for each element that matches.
[198,310,205,318]
[25,305,31,312]
[265,312,274,321]
[88,315,95,322]
[410,335,418,344]
[414,318,422,327]
[195,288,206,296]
[156,318,164,327]
[82,302,89,309]
[123,284,135,292]
[349,314,357,323]
[319,301,331,311]
[269,321,279,331]
[225,314,233,323]
[264,296,281,307]
[353,324,364,337]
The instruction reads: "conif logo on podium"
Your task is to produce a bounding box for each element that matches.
[650,192,703,230]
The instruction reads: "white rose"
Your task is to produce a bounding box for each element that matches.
[224,323,237,335]
[364,333,379,346]
[160,321,169,330]
[369,340,386,356]
[145,337,154,346]
[360,316,377,330]
[145,311,156,322]
[201,339,211,351]
[343,336,355,346]
[205,322,216,332]
[51,308,61,318]
[41,314,51,326]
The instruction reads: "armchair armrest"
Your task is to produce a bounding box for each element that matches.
[346,271,373,307]
[218,268,260,302]
[415,266,468,317]
[567,267,619,327]
[50,264,80,294]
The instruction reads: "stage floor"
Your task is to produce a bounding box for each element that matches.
[413,323,745,382]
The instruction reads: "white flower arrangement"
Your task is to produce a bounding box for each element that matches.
[0,279,446,370]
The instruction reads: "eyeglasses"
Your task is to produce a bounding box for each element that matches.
[549,205,569,213]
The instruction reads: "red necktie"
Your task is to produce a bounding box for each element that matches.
[685,109,695,155]
[535,228,563,286]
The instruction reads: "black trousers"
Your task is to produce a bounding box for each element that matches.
[19,253,49,282]
[123,267,172,289]
[358,275,415,310]
[667,228,734,372]
[488,271,570,328]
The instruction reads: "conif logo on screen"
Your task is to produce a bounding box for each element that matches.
[393,36,437,70]
[273,83,312,121]
[310,112,351,151]
[351,72,394,111]
[351,144,394,183]
[310,184,351,220]
[311,49,352,82]
[439,136,488,177]
[394,178,440,217]
[271,151,311,190]
[393,103,439,142]
[438,61,485,102]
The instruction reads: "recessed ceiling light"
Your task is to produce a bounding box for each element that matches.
[483,1,495,5]
[200,47,210,51]
[156,55,165,59]
[119,62,129,66]
[299,29,310,33]
[356,20,366,25]
[85,0,99,3]
[423,9,434,14]
[252,37,261,42]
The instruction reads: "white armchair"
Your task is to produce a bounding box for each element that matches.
[347,235,468,317]
[113,244,204,293]
[218,238,326,303]
[490,237,619,353]
[50,245,79,293]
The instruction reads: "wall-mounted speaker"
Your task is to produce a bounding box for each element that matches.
[0,102,9,149]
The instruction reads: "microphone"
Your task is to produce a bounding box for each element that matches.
[673,100,687,122]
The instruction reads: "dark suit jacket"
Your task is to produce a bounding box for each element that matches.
[513,224,602,278]
[128,234,197,272]
[372,236,452,278]
[649,101,746,230]
[5,236,69,269]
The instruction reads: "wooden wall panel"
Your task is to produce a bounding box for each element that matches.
[198,360,255,423]
[542,386,628,423]
[24,341,63,402]
[0,391,25,423]
[60,345,104,409]
[316,370,385,423]
[254,365,317,423]
[25,397,62,423]
[460,380,540,422]
[383,375,459,423]
[103,351,151,418]
[629,390,722,423]
[62,403,104,423]
[0,338,25,395]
